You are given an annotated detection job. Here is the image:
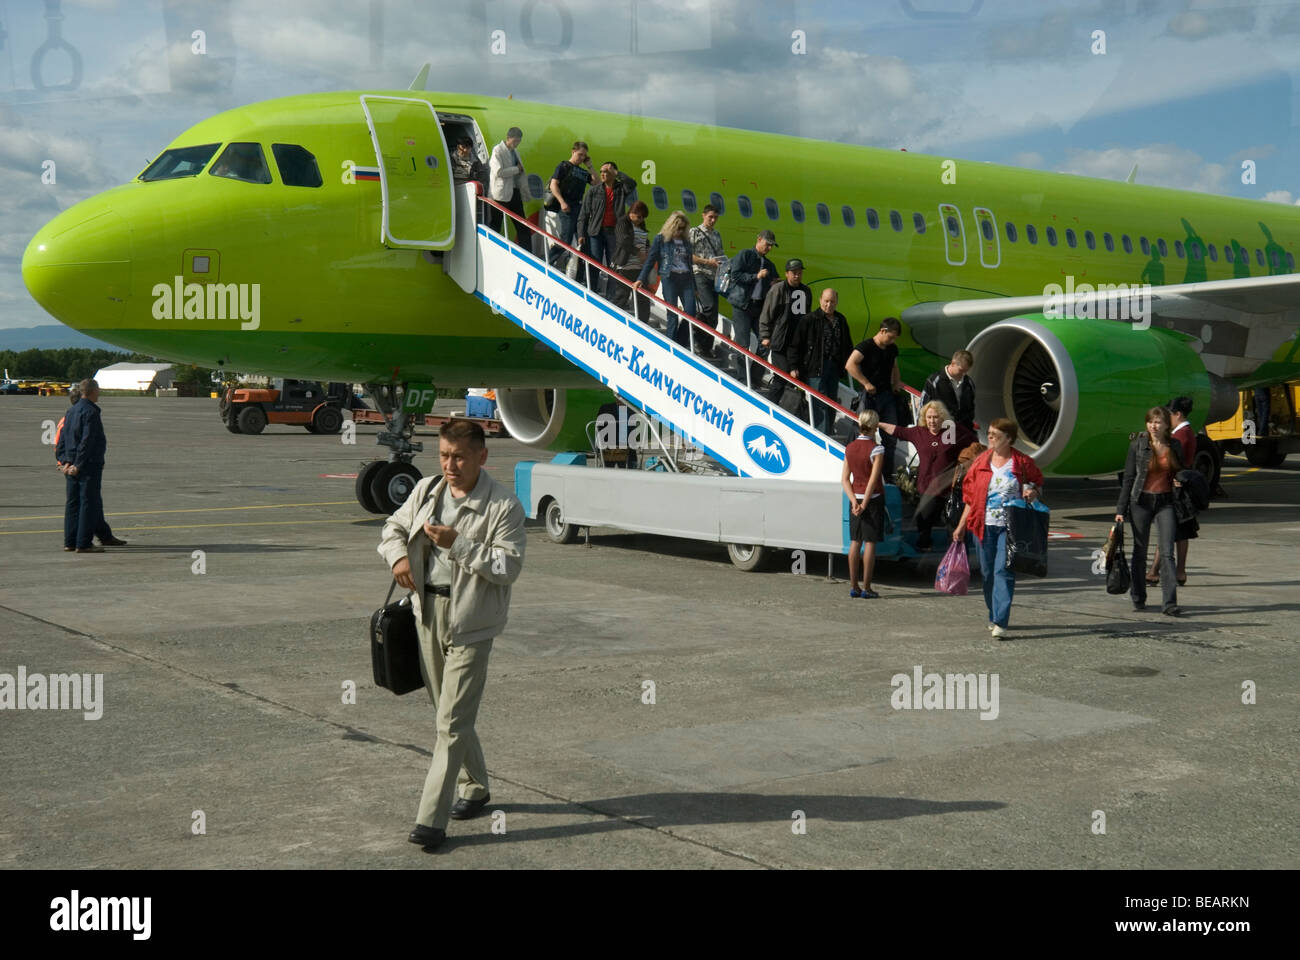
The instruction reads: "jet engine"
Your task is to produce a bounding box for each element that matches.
[495,387,612,452]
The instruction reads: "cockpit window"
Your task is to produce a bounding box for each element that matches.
[209,142,273,184]
[139,143,220,182]
[272,143,323,188]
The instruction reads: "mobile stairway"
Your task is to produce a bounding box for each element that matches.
[444,185,922,570]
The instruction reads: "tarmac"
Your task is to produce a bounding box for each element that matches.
[1,396,1297,869]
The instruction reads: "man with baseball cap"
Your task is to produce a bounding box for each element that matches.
[722,230,779,384]
[758,257,813,410]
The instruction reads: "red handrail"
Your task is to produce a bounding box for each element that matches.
[477,195,868,431]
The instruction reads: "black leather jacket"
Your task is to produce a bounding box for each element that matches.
[1116,432,1184,516]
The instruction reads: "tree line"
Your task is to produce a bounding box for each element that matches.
[0,347,217,388]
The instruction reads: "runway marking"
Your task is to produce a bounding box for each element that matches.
[0,518,367,536]
[0,501,358,522]
[1220,468,1262,478]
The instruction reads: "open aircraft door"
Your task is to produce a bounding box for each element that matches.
[360,95,455,250]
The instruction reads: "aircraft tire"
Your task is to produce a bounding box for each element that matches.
[542,497,576,544]
[355,461,385,514]
[236,405,267,434]
[726,543,769,572]
[1245,440,1286,468]
[313,406,344,435]
[225,416,241,434]
[369,461,422,514]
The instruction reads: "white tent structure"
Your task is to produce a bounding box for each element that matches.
[92,362,176,392]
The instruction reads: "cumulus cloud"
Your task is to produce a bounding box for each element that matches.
[1262,189,1300,204]
[1057,144,1229,193]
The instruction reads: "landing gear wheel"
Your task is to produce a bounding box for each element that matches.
[312,406,343,435]
[236,405,267,434]
[543,498,576,544]
[369,461,422,514]
[726,543,769,572]
[355,460,385,514]
[1245,440,1286,468]
[1193,435,1222,489]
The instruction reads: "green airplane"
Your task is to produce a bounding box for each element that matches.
[23,73,1300,513]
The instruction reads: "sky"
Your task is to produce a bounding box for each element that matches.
[4,0,1300,329]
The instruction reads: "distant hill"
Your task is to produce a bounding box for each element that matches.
[0,325,131,353]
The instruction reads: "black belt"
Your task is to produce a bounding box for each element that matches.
[425,584,451,597]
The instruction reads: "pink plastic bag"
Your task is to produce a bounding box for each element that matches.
[935,540,970,596]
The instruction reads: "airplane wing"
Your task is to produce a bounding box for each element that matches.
[903,272,1300,379]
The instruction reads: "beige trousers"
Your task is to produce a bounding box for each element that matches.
[415,594,493,829]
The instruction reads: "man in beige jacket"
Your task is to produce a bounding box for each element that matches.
[377,419,526,850]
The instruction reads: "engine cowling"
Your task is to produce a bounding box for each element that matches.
[965,315,1236,475]
[495,387,611,452]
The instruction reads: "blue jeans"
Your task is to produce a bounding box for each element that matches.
[583,227,614,293]
[813,371,842,435]
[977,524,1015,627]
[547,210,576,267]
[659,272,697,347]
[1130,492,1177,609]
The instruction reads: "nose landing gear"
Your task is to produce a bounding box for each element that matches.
[355,382,425,515]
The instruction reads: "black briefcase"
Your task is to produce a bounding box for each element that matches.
[370,580,425,695]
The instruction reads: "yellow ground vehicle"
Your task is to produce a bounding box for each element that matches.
[1206,381,1300,468]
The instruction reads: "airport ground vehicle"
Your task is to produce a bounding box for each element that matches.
[1205,380,1300,469]
[218,379,349,435]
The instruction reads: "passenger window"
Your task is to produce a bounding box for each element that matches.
[866,208,880,229]
[1157,238,1168,257]
[737,194,753,218]
[1224,244,1234,262]
[841,205,855,227]
[1122,235,1133,254]
[1103,232,1114,252]
[1256,248,1264,266]
[791,200,806,223]
[890,210,903,232]
[527,174,544,199]
[272,144,322,188]
[1270,249,1281,268]
[208,142,272,184]
[1065,228,1077,248]
[915,212,927,234]
[1026,224,1038,245]
[1046,226,1058,246]
[1174,240,1185,258]
[946,215,959,238]
[652,186,668,210]
[1207,243,1217,261]
[765,197,779,220]
[139,143,220,181]
[816,203,830,225]
[1005,222,1018,242]
[1085,230,1096,250]
[1190,242,1202,261]
[981,219,994,241]
[709,192,725,215]
[681,189,697,213]
[1140,237,1150,256]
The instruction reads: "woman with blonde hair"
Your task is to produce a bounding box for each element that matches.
[634,211,697,346]
[879,399,977,552]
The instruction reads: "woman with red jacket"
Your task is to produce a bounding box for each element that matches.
[952,418,1044,639]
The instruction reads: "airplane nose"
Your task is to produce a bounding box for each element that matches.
[23,207,132,329]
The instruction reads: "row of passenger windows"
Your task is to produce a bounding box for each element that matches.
[140,141,323,188]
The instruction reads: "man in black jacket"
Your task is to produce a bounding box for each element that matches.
[758,259,813,408]
[790,287,854,435]
[576,160,637,294]
[723,230,778,383]
[62,379,119,554]
[920,349,976,427]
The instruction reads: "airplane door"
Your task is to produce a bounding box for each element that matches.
[938,203,966,266]
[360,95,454,250]
[973,207,1000,268]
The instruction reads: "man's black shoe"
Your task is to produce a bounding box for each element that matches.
[99,536,128,546]
[1132,601,1146,611]
[407,824,446,849]
[450,794,491,820]
[1162,605,1181,617]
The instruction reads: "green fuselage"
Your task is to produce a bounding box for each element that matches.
[22,89,1300,404]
